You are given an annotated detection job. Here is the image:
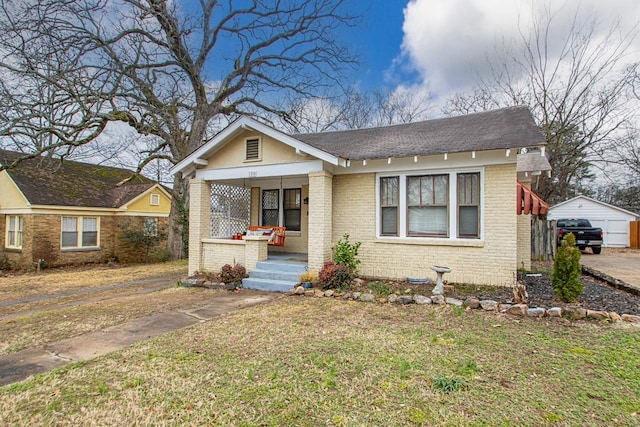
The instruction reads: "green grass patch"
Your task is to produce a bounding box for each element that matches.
[0,298,639,426]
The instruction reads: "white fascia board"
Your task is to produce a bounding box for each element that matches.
[170,116,341,176]
[195,160,324,181]
[550,195,640,218]
[336,149,514,175]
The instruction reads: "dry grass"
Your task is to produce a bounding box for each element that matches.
[0,261,187,303]
[1,297,639,426]
[0,261,193,355]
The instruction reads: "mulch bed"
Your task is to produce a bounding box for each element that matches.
[354,267,640,316]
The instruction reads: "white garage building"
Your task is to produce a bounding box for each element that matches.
[548,195,640,247]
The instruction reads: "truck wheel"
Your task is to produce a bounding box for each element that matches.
[592,246,602,255]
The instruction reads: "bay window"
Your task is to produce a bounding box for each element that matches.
[378,170,482,240]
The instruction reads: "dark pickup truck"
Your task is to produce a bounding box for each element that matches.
[556,218,603,254]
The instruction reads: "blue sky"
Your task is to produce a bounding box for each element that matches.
[346,0,640,103]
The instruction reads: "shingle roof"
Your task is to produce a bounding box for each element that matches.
[0,149,157,208]
[294,106,545,160]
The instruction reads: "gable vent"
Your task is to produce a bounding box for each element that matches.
[246,138,260,160]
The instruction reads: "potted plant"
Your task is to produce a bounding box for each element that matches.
[299,270,317,289]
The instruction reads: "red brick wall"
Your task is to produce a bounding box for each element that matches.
[1,214,168,269]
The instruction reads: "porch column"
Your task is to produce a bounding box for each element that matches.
[308,170,333,272]
[188,178,211,275]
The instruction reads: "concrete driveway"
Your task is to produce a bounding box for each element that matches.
[580,248,640,291]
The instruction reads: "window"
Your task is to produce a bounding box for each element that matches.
[407,174,449,236]
[245,137,260,161]
[144,218,158,237]
[261,190,279,226]
[380,177,399,236]
[6,215,23,249]
[150,193,160,206]
[377,171,482,240]
[283,188,301,231]
[61,216,99,248]
[458,173,480,238]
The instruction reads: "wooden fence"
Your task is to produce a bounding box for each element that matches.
[631,221,640,249]
[531,217,556,260]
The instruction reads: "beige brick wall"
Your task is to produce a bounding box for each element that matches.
[308,171,333,271]
[201,240,246,272]
[188,179,212,275]
[517,214,532,270]
[331,164,519,286]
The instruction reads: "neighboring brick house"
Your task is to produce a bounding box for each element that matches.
[0,149,171,269]
[171,106,550,287]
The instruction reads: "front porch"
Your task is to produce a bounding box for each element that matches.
[188,170,333,289]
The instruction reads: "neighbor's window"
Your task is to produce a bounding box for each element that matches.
[150,193,160,206]
[380,176,399,236]
[283,188,301,231]
[144,217,158,237]
[61,216,99,248]
[245,137,260,161]
[261,189,279,226]
[457,173,480,238]
[6,215,23,249]
[407,174,449,237]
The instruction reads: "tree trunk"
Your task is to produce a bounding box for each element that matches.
[167,173,190,260]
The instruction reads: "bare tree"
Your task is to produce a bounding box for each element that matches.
[0,0,359,258]
[444,7,638,205]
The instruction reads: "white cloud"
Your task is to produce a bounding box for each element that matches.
[400,0,640,98]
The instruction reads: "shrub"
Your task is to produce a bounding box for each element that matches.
[220,263,247,284]
[318,261,353,291]
[333,234,362,275]
[551,233,583,302]
[368,281,392,297]
[299,269,317,283]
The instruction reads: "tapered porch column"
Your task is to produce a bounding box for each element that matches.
[308,170,333,272]
[188,178,211,275]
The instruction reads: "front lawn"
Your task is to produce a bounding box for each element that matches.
[1,297,639,426]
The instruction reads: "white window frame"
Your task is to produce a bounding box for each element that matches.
[376,168,484,241]
[244,136,262,162]
[5,215,23,249]
[61,216,101,249]
[150,193,160,206]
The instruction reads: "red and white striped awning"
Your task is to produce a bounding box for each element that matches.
[517,181,549,216]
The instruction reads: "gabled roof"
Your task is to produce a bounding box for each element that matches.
[294,106,545,160]
[171,116,343,176]
[0,149,159,208]
[171,106,545,176]
[550,195,640,218]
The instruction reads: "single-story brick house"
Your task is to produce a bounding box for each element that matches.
[171,106,550,288]
[0,149,171,269]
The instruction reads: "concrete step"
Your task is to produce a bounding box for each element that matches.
[242,277,296,293]
[249,269,301,282]
[256,261,308,274]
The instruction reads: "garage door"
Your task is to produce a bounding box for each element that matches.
[590,219,629,247]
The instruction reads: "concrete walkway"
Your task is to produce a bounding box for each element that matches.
[580,248,640,293]
[0,290,279,386]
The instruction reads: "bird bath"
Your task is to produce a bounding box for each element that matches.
[430,265,451,295]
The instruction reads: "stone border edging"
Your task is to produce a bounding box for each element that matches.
[581,265,639,297]
[288,286,640,324]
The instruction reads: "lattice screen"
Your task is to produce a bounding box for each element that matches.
[210,184,251,237]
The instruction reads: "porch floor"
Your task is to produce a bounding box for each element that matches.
[266,252,308,263]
